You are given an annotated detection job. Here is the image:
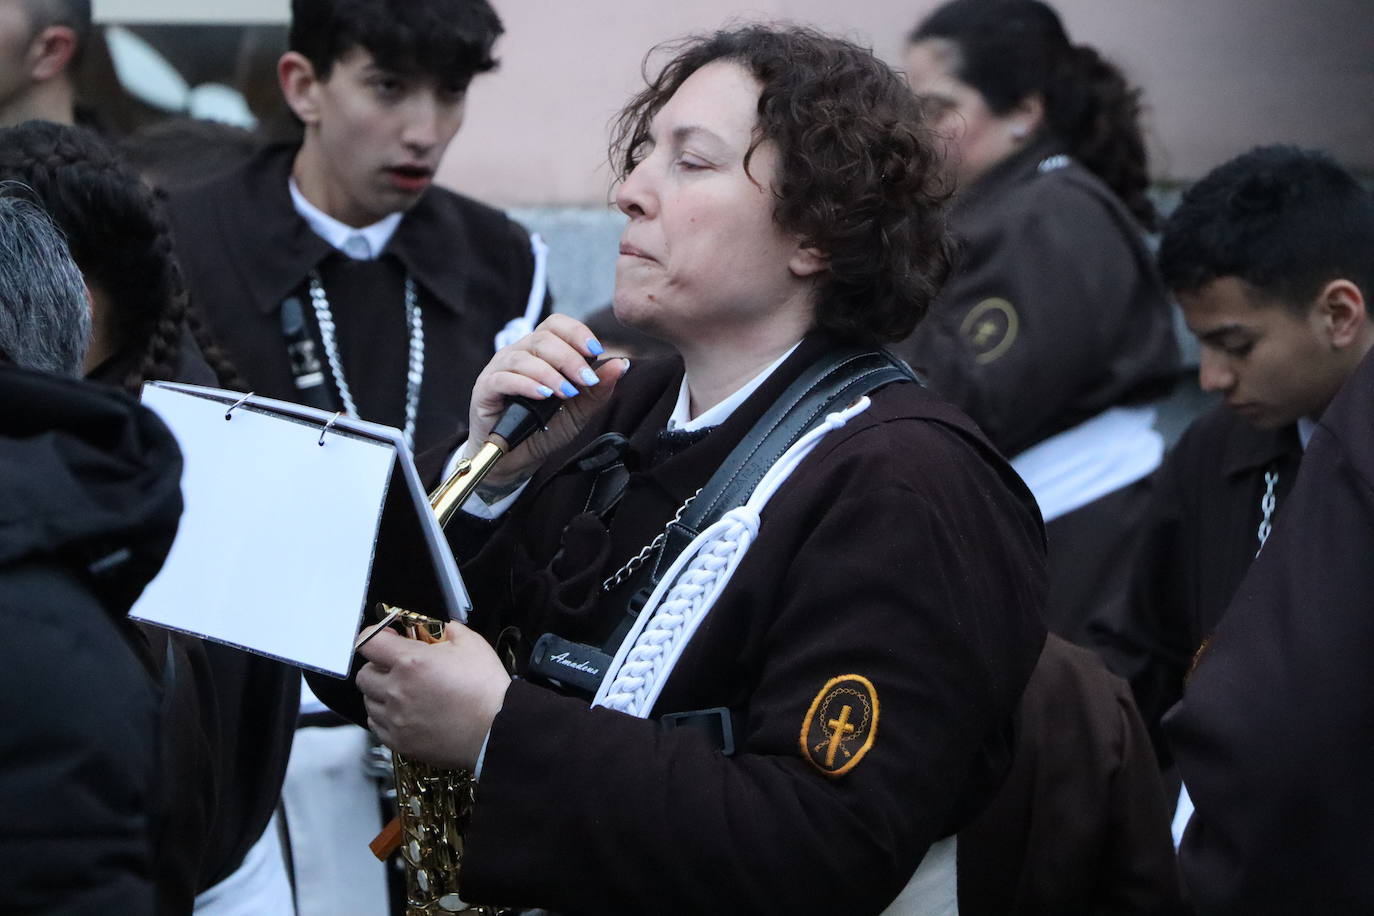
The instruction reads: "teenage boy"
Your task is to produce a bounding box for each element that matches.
[1091,145,1374,756]
[167,3,546,914]
[168,0,546,457]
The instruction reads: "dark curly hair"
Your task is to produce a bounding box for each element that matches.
[610,24,952,345]
[1159,145,1374,313]
[291,0,502,91]
[0,120,245,392]
[911,0,1157,230]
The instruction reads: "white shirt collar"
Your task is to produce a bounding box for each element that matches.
[288,178,403,261]
[1297,416,1317,450]
[666,342,801,433]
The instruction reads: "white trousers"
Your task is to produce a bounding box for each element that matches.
[192,810,294,916]
[881,836,959,915]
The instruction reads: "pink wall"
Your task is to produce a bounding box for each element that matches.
[438,0,1374,206]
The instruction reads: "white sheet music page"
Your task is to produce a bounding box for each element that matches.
[132,385,396,676]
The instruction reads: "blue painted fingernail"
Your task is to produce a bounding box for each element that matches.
[560,381,579,397]
[579,367,600,386]
[537,385,555,398]
[587,337,605,356]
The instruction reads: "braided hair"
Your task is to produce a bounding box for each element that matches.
[911,0,1157,230]
[0,120,244,391]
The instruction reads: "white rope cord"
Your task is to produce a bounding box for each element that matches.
[592,396,874,718]
[308,270,423,451]
[493,232,549,351]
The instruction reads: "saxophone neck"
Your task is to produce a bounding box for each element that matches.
[429,440,506,527]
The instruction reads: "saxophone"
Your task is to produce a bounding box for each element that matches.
[370,397,559,916]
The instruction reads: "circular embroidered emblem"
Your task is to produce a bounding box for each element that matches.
[799,674,879,778]
[959,297,1019,365]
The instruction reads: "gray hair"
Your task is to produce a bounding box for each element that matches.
[0,190,90,376]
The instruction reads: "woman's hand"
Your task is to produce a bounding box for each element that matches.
[356,624,511,770]
[467,314,630,488]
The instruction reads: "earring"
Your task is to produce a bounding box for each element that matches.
[1010,124,1029,141]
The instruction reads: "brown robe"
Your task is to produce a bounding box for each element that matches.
[890,138,1179,645]
[958,635,1186,915]
[1166,346,1374,912]
[1089,406,1302,759]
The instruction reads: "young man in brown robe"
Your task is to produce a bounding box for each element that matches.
[165,3,547,913]
[1165,338,1374,912]
[1091,146,1374,761]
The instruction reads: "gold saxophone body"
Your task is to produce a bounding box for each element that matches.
[370,440,513,916]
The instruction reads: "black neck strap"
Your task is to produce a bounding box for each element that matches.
[648,346,917,586]
[529,346,918,699]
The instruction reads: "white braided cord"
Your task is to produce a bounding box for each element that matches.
[494,232,550,351]
[592,396,873,718]
[402,276,424,452]
[307,270,423,451]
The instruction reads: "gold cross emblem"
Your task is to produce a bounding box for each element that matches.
[801,675,879,778]
[825,704,857,768]
[972,319,998,348]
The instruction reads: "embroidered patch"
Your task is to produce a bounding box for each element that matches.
[960,297,1019,365]
[800,674,879,778]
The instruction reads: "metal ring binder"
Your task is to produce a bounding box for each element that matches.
[223,391,255,420]
[318,411,343,446]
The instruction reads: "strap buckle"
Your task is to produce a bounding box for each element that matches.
[660,706,736,756]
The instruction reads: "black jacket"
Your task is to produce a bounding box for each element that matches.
[0,366,191,915]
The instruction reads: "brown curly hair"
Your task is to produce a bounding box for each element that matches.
[610,24,952,345]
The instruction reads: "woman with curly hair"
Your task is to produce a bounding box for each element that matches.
[0,119,243,393]
[323,24,1046,913]
[896,0,1180,642]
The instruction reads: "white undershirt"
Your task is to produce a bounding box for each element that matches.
[288,178,402,260]
[666,343,800,432]
[1298,416,1316,449]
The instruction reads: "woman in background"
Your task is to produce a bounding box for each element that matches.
[896,5,1186,912]
[896,0,1179,641]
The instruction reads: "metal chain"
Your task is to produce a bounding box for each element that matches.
[1255,468,1280,556]
[602,489,702,592]
[307,270,424,451]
